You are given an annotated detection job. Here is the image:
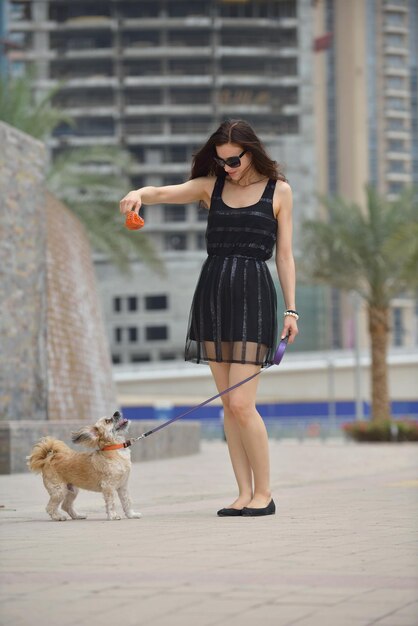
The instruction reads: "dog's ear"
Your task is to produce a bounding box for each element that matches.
[71,426,99,446]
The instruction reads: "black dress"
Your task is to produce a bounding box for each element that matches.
[185,175,278,367]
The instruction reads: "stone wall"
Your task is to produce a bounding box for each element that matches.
[0,121,116,423]
[0,122,48,421]
[45,191,116,419]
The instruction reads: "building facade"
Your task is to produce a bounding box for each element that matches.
[6,0,318,363]
[313,0,418,350]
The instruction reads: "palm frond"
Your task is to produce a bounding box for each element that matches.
[301,184,418,307]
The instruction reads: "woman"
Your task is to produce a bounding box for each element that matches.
[120,119,298,517]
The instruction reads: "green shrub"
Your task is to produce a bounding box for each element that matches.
[342,419,418,442]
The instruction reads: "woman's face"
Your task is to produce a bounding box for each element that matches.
[215,143,252,180]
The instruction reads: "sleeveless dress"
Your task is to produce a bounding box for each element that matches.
[184,175,278,367]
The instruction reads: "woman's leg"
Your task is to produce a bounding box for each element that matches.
[208,360,253,509]
[228,363,272,508]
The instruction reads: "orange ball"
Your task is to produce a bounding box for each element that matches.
[125,210,145,230]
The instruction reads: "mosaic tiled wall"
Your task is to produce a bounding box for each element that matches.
[0,122,117,423]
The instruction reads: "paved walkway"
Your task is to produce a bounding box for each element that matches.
[1,439,417,626]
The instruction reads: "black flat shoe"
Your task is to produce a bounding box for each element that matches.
[217,507,243,517]
[241,499,276,517]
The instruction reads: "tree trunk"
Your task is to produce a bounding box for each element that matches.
[367,305,391,421]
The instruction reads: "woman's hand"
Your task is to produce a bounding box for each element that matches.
[281,316,298,345]
[119,190,142,215]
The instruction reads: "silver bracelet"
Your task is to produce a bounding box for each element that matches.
[284,310,299,321]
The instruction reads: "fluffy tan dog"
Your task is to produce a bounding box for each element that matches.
[27,411,141,521]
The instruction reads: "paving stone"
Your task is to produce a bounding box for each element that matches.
[0,439,417,626]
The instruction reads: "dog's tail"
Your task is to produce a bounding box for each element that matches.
[27,437,70,473]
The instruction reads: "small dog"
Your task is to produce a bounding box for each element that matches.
[27,411,141,521]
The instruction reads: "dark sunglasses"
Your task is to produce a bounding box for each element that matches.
[213,149,247,169]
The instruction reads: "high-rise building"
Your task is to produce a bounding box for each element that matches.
[6,0,318,363]
[313,0,418,349]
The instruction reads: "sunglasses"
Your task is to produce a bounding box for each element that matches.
[213,149,247,169]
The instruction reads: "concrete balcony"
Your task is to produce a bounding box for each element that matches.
[47,136,118,148]
[383,24,408,34]
[385,87,410,98]
[34,77,118,88]
[386,129,410,138]
[9,17,118,31]
[122,46,212,58]
[384,45,409,55]
[125,105,213,116]
[384,4,409,12]
[8,48,116,60]
[124,76,212,87]
[385,109,411,119]
[216,17,298,29]
[62,106,117,117]
[217,46,297,58]
[386,172,412,182]
[128,163,189,175]
[124,134,209,146]
[120,17,212,30]
[218,104,272,115]
[54,17,117,31]
[386,151,411,160]
[384,67,409,77]
[218,75,298,87]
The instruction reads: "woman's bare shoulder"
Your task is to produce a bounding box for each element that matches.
[273,180,292,218]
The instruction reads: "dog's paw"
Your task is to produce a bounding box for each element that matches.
[126,511,142,519]
[51,515,67,522]
[108,514,122,521]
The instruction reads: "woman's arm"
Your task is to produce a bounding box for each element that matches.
[119,177,214,215]
[273,182,299,343]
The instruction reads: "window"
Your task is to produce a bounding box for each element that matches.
[146,326,168,341]
[160,352,177,360]
[114,328,123,343]
[388,138,406,152]
[127,296,138,312]
[387,118,405,131]
[128,327,138,343]
[112,354,121,364]
[113,297,122,313]
[388,181,405,194]
[164,234,187,251]
[388,160,406,173]
[130,354,151,363]
[145,295,168,311]
[393,307,404,346]
[164,206,187,222]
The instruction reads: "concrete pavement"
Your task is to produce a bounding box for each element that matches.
[1,438,417,626]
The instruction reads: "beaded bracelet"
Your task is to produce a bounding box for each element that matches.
[284,309,299,320]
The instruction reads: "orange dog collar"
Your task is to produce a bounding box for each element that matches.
[101,441,132,451]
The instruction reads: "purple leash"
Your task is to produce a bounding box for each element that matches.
[127,336,289,445]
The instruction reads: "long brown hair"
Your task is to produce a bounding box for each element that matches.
[190,119,287,182]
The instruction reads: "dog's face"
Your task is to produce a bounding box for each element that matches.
[71,411,129,449]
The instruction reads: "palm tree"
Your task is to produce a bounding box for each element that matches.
[0,71,72,138]
[46,146,162,273]
[301,185,418,421]
[0,73,162,273]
